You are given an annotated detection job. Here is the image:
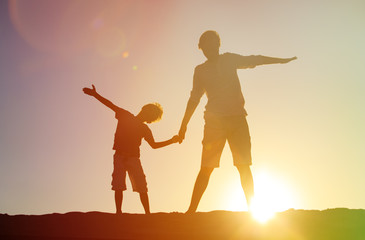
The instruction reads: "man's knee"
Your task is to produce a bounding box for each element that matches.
[236,165,251,174]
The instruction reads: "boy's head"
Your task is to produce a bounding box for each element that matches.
[138,103,163,123]
[198,30,221,60]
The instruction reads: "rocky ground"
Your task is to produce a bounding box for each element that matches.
[1,208,365,239]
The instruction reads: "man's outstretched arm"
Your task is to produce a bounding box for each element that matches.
[82,85,119,112]
[249,55,297,67]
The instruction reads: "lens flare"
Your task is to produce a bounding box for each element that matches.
[8,0,103,55]
[250,171,295,223]
[91,18,104,30]
[122,51,129,58]
[95,26,126,57]
[250,196,276,223]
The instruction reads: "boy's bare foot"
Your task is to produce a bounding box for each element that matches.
[115,211,122,216]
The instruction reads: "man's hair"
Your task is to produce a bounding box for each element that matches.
[141,103,163,123]
[198,30,221,49]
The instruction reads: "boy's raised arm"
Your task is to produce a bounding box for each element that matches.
[83,85,119,112]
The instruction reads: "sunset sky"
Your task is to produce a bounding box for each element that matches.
[1,0,364,215]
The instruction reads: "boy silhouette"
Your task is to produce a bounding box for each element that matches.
[178,30,297,213]
[83,85,179,214]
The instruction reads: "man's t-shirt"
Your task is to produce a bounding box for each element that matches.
[189,52,260,117]
[112,108,151,158]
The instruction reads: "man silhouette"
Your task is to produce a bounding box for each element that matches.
[178,30,296,213]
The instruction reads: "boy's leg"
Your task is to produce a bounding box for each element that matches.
[126,157,149,214]
[114,190,123,214]
[186,167,214,214]
[139,192,150,214]
[111,154,127,215]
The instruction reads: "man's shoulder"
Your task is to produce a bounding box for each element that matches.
[194,60,212,76]
[222,52,234,56]
[195,62,207,71]
[221,52,258,67]
[221,52,245,59]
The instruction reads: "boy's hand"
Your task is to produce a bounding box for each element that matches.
[83,84,97,96]
[171,135,180,143]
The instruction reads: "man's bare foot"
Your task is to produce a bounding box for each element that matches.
[185,209,196,214]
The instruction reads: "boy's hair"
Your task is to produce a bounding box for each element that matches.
[141,103,163,123]
[198,30,221,49]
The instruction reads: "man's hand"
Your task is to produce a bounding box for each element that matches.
[281,56,297,64]
[83,84,97,96]
[178,125,187,144]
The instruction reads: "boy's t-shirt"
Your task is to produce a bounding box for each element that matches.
[112,107,151,158]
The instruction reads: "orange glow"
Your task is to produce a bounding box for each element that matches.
[223,169,296,223]
[250,171,296,223]
[122,51,129,58]
[2,0,364,216]
[95,26,126,57]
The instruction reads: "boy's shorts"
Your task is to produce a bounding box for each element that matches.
[201,115,252,168]
[111,153,148,193]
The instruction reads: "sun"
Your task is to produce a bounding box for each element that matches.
[251,171,295,223]
[226,170,296,223]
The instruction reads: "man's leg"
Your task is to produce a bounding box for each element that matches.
[115,190,123,214]
[236,165,254,209]
[227,116,254,209]
[139,192,150,214]
[187,115,224,213]
[186,167,214,213]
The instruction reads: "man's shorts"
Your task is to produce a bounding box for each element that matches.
[111,153,148,193]
[201,115,252,168]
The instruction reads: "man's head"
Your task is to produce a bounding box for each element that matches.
[138,103,163,123]
[198,30,221,60]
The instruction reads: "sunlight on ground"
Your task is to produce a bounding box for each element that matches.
[250,171,295,223]
[250,198,277,223]
[226,170,296,223]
